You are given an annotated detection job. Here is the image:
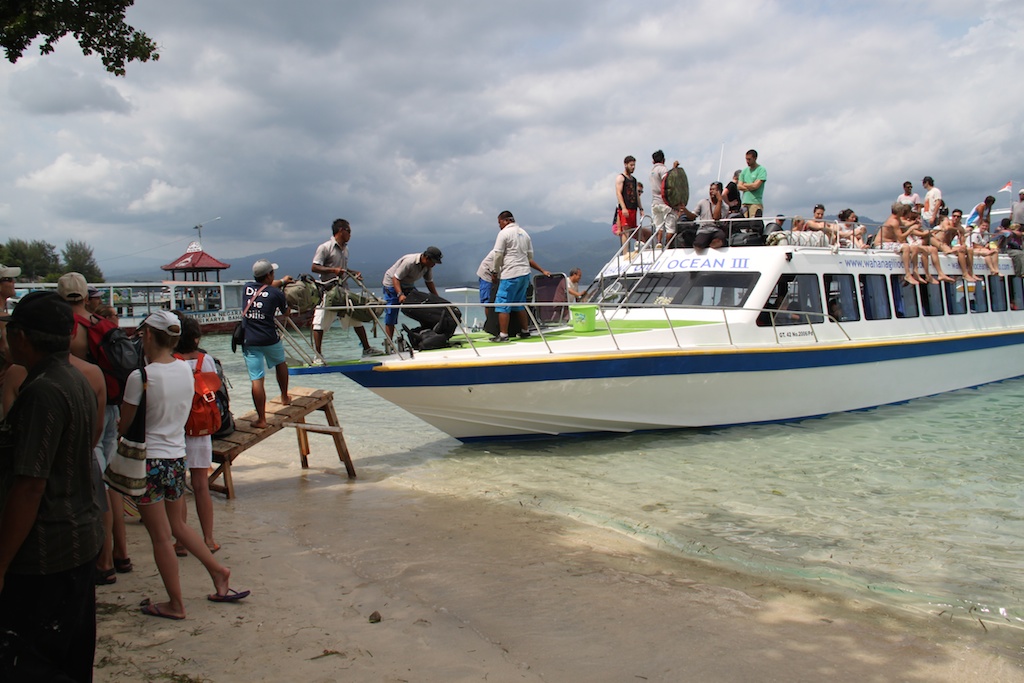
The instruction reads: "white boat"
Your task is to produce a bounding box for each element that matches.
[293,239,1024,441]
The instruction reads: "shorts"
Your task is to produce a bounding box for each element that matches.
[383,285,415,325]
[478,277,494,304]
[495,275,530,313]
[243,341,286,380]
[93,405,120,471]
[879,242,903,253]
[652,204,677,234]
[907,235,923,246]
[185,434,213,469]
[137,458,186,505]
[617,208,638,229]
[742,204,763,219]
[313,305,364,332]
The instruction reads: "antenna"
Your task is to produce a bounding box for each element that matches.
[193,216,222,245]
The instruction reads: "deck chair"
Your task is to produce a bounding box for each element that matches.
[532,273,570,326]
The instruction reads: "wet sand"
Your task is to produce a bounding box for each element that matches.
[94,430,1024,682]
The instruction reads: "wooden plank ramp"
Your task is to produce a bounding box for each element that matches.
[209,386,355,499]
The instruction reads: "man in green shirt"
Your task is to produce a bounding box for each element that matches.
[737,149,767,219]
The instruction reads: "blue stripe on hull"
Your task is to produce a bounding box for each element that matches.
[339,330,1024,389]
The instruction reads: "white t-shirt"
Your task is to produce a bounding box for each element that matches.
[923,187,942,222]
[123,359,193,459]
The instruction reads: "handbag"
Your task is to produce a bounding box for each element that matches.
[232,285,269,353]
[104,367,148,497]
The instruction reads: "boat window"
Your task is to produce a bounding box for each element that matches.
[823,274,859,322]
[889,275,919,318]
[859,274,891,320]
[920,282,944,316]
[989,275,1008,312]
[624,271,760,308]
[1009,277,1024,311]
[944,279,968,315]
[595,276,643,304]
[970,278,988,313]
[756,274,824,326]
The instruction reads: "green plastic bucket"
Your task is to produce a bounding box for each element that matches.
[569,305,597,333]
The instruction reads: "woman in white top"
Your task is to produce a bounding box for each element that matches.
[121,310,248,620]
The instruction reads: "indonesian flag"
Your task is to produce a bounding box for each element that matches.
[998,181,1013,193]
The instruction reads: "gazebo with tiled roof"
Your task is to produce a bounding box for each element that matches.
[161,241,231,282]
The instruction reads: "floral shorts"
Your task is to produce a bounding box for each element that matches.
[137,458,186,505]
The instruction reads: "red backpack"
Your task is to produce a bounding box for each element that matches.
[174,352,222,437]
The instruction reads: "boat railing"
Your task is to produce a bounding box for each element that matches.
[348,299,853,360]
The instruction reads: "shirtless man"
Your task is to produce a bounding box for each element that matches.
[903,206,954,283]
[877,202,922,285]
[932,208,975,281]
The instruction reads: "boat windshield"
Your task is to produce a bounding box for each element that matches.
[621,271,760,308]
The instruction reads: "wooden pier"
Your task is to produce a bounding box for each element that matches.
[209,386,355,499]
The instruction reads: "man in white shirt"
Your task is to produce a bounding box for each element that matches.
[489,211,550,343]
[921,176,942,229]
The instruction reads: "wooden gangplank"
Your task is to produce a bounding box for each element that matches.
[209,386,355,498]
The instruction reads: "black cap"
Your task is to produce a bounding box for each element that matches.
[0,291,74,336]
[423,246,443,264]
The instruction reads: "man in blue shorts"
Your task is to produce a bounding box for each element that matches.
[241,259,293,428]
[490,211,550,343]
[381,247,443,340]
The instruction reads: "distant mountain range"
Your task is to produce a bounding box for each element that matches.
[104,214,883,287]
[105,220,616,288]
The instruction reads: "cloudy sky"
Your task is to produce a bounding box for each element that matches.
[1,0,1022,275]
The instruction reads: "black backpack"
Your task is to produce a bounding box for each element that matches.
[199,347,235,438]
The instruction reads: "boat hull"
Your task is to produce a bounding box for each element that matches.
[341,330,1024,440]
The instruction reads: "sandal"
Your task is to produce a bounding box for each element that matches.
[174,543,188,558]
[114,557,133,573]
[95,567,117,585]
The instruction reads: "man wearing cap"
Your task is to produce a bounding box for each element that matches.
[310,219,383,359]
[381,247,442,340]
[242,260,293,429]
[1011,189,1024,231]
[489,211,550,343]
[0,291,104,682]
[57,271,91,359]
[86,285,103,314]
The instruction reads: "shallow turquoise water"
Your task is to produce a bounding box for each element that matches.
[204,325,1024,627]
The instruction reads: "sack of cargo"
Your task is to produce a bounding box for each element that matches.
[284,278,321,313]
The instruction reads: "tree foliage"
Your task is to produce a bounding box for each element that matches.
[62,239,104,281]
[4,238,61,280]
[1,0,159,76]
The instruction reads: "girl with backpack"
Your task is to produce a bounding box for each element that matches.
[173,315,221,555]
[121,310,248,619]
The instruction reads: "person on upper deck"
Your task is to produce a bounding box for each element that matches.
[1011,188,1024,230]
[896,181,922,211]
[489,211,550,343]
[736,150,766,219]
[997,217,1024,277]
[903,205,953,283]
[965,195,995,229]
[969,219,1000,277]
[615,156,643,254]
[649,150,680,248]
[877,202,923,286]
[382,247,442,340]
[835,209,867,248]
[921,176,942,229]
[934,208,977,282]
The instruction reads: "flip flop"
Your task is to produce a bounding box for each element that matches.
[207,543,221,554]
[141,603,185,620]
[174,544,188,558]
[208,588,250,603]
[95,568,117,585]
[114,557,133,573]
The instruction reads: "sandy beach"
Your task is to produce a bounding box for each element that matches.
[93,427,1024,683]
